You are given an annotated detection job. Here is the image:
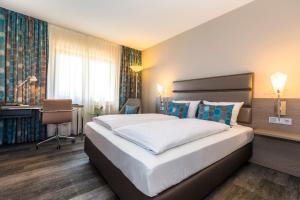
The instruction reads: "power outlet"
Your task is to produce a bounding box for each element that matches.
[269,116,292,125]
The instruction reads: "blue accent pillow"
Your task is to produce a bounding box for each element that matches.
[197,104,234,125]
[166,102,190,118]
[125,105,139,114]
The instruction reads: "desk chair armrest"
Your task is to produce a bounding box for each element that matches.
[40,109,74,113]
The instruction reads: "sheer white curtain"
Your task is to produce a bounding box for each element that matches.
[47,25,121,124]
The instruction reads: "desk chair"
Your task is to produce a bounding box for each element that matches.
[36,99,75,150]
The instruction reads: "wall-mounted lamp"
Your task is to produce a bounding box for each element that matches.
[271,72,287,117]
[156,84,165,111]
[130,65,143,98]
[15,75,37,104]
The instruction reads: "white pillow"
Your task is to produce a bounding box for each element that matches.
[172,100,201,118]
[203,101,244,125]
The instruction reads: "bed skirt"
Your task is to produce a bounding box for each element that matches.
[84,137,252,200]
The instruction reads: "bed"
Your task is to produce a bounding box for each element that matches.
[84,73,254,200]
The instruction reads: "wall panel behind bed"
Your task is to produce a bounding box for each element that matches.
[171,73,253,124]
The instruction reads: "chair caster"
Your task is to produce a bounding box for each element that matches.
[57,145,61,150]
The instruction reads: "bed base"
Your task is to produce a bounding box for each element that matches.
[84,137,252,200]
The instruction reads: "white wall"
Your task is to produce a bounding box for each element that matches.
[142,0,300,112]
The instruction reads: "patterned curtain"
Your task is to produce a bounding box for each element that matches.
[119,46,142,108]
[0,8,48,145]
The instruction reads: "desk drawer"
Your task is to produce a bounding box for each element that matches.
[0,109,33,118]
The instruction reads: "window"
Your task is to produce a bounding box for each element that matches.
[54,54,83,104]
[47,25,121,122]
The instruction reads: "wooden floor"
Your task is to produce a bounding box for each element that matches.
[0,138,299,200]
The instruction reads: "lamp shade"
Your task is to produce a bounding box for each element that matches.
[156,84,164,95]
[130,65,143,72]
[29,75,37,83]
[271,72,287,93]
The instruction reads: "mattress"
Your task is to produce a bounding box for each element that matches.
[85,122,253,197]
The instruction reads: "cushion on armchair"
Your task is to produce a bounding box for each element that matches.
[125,105,139,114]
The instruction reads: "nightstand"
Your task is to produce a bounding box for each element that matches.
[250,128,300,177]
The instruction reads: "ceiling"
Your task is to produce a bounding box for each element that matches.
[0,0,254,50]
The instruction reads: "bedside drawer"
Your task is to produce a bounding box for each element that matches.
[250,135,300,177]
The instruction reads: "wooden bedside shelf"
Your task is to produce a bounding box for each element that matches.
[254,128,300,142]
[251,128,300,178]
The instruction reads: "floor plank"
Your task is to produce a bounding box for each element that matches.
[0,138,299,200]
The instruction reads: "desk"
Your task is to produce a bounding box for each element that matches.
[0,106,44,145]
[0,106,41,119]
[0,105,84,145]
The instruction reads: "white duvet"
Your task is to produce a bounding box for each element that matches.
[114,118,230,154]
[93,113,178,130]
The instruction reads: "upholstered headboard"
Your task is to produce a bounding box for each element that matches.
[172,73,253,124]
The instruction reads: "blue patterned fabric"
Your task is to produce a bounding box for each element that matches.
[0,10,5,102]
[119,46,142,109]
[125,105,139,114]
[166,102,190,118]
[197,104,234,125]
[0,8,47,145]
[0,110,45,145]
